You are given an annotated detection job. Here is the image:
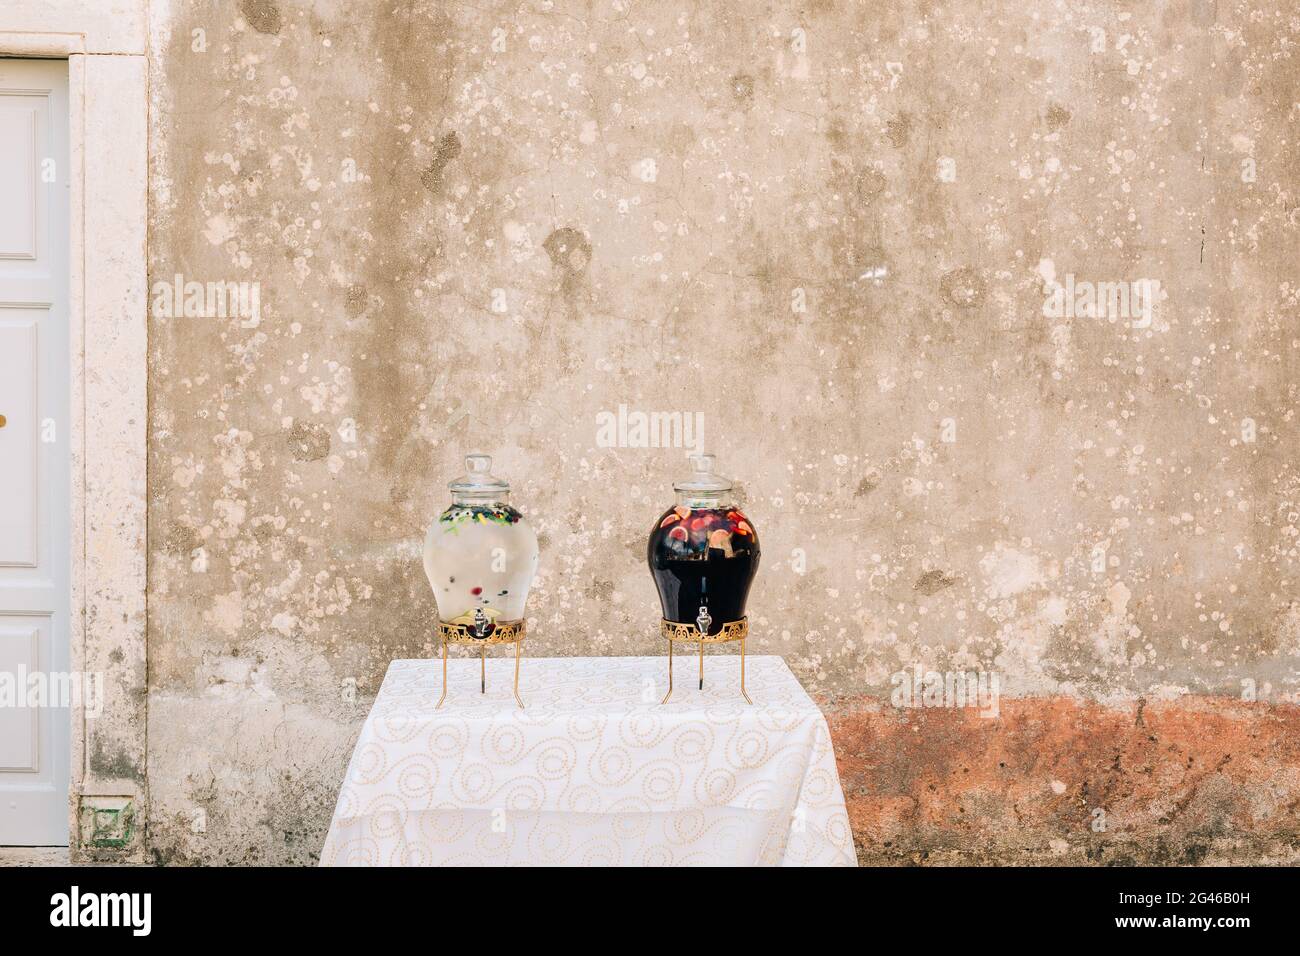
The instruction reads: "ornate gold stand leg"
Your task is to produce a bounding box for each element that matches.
[740,636,752,705]
[481,647,486,694]
[513,638,524,709]
[436,638,448,709]
[698,639,705,691]
[661,638,674,704]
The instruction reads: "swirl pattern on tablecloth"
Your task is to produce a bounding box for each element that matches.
[321,656,855,867]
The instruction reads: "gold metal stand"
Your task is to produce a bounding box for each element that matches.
[660,618,751,705]
[436,619,526,709]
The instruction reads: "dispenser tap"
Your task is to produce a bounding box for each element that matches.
[472,606,489,639]
[695,604,712,690]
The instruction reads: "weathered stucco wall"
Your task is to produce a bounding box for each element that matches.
[143,0,1299,863]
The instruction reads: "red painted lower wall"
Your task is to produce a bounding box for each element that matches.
[824,696,1300,865]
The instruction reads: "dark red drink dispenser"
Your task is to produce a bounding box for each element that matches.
[647,454,760,702]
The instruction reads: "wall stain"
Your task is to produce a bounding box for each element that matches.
[239,0,282,35]
[344,283,368,317]
[286,422,331,462]
[939,267,986,309]
[420,131,462,194]
[543,227,592,293]
[914,570,957,595]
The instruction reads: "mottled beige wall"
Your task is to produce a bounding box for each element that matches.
[144,0,1299,861]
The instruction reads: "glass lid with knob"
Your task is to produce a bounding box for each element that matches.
[672,453,734,503]
[448,453,512,504]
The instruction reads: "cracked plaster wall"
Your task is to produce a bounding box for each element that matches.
[139,0,1300,862]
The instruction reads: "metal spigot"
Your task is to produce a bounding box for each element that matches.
[472,606,489,639]
[695,605,712,690]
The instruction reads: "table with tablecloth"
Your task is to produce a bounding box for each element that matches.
[320,655,855,866]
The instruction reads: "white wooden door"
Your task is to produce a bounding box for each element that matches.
[0,58,70,845]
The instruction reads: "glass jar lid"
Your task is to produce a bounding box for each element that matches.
[673,454,733,495]
[449,453,510,500]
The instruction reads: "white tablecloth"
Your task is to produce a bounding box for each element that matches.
[320,655,856,866]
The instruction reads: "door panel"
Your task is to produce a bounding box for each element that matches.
[0,320,37,567]
[0,105,36,259]
[0,623,40,772]
[0,58,69,846]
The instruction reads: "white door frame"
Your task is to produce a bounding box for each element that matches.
[0,3,148,860]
